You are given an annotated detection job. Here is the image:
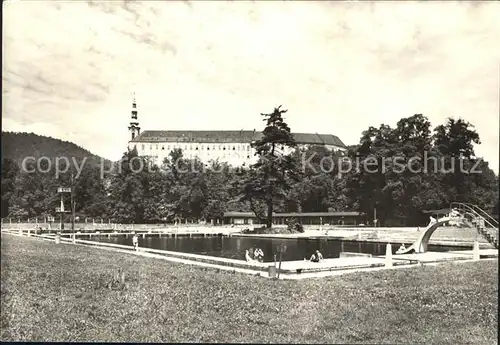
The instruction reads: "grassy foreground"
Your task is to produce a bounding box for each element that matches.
[1,234,497,343]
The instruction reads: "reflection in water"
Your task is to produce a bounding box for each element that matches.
[89,235,457,263]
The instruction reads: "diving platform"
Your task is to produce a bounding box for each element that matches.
[396,205,499,255]
[396,217,453,254]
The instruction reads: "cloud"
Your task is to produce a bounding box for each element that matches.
[2,1,500,171]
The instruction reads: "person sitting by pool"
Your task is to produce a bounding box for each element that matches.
[310,250,323,262]
[248,247,255,260]
[245,250,253,262]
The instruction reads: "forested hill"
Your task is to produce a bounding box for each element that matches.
[1,132,111,167]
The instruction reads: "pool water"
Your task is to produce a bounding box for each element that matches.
[89,235,460,262]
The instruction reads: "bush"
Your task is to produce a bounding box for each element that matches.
[287,218,304,233]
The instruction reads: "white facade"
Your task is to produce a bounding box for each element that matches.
[128,141,259,167]
[127,140,346,167]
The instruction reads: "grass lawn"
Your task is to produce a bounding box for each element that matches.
[1,234,497,343]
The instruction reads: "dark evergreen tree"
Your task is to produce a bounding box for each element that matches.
[242,106,297,228]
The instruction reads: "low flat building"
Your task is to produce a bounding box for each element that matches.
[223,211,366,226]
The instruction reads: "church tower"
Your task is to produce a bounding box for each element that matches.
[128,93,141,141]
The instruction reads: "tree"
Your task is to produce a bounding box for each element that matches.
[7,158,61,219]
[141,164,168,223]
[346,115,436,225]
[238,168,269,223]
[345,114,497,226]
[1,158,18,217]
[345,124,399,225]
[386,114,435,224]
[242,106,297,228]
[433,117,487,204]
[433,118,481,158]
[107,148,148,223]
[226,167,262,216]
[291,145,350,213]
[162,149,203,222]
[69,162,109,218]
[200,161,233,222]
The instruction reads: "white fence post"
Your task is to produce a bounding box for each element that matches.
[385,243,393,268]
[473,241,480,261]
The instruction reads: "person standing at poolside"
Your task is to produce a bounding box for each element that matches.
[132,234,139,251]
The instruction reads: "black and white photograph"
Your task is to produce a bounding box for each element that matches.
[1,0,499,343]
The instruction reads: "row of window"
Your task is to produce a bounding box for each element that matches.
[141,144,252,152]
[136,151,253,160]
[144,154,252,161]
[183,154,252,160]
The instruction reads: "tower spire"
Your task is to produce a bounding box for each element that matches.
[128,92,140,141]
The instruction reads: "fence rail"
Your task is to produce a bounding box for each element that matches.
[0,218,218,225]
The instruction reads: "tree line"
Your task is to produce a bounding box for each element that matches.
[2,109,498,226]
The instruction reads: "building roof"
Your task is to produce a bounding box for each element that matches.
[223,211,364,218]
[129,130,346,148]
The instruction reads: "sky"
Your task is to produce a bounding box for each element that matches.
[3,0,500,172]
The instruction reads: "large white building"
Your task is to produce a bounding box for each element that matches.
[127,96,347,167]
